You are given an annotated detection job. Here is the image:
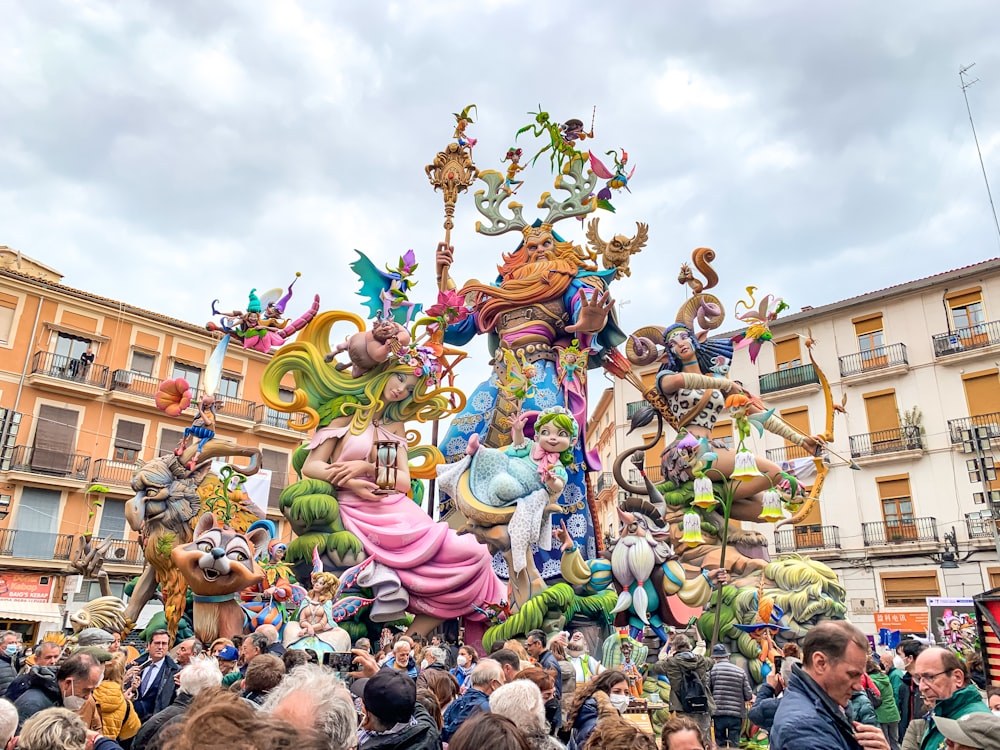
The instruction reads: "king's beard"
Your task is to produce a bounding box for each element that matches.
[611,535,656,587]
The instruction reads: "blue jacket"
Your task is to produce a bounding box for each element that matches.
[771,666,862,750]
[383,656,418,679]
[441,687,490,742]
[748,682,780,730]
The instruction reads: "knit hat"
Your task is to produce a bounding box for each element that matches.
[363,668,416,725]
[247,288,261,313]
[934,713,1000,750]
[77,628,115,647]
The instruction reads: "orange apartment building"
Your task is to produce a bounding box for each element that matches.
[0,247,303,641]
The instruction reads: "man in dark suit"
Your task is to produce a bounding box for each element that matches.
[131,630,179,722]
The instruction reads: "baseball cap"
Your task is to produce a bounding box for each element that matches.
[216,645,239,661]
[363,668,416,725]
[934,712,1000,750]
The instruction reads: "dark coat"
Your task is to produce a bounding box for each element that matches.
[653,651,716,715]
[13,668,62,730]
[847,691,878,726]
[709,659,753,718]
[0,653,18,696]
[133,656,180,722]
[131,691,193,750]
[441,687,490,742]
[770,665,861,750]
[747,683,780,730]
[361,702,442,750]
[567,692,616,750]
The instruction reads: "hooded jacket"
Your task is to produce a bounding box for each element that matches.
[13,666,62,729]
[655,651,716,715]
[95,679,142,740]
[770,665,862,750]
[847,691,878,726]
[361,702,441,750]
[441,687,490,741]
[869,671,900,724]
[918,683,989,750]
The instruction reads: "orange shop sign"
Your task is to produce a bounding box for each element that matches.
[874,611,929,633]
[0,573,53,602]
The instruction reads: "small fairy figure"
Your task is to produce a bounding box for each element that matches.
[560,117,594,148]
[453,104,478,152]
[502,146,525,195]
[557,338,589,397]
[175,393,220,470]
[326,318,412,378]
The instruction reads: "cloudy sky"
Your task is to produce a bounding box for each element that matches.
[4,1,1000,394]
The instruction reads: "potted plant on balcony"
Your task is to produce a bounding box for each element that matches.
[899,406,925,450]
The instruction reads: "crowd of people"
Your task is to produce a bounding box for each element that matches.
[0,620,996,750]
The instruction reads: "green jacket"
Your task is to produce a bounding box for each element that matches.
[920,684,989,750]
[870,672,900,723]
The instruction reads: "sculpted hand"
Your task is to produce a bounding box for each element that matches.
[553,520,574,552]
[345,477,382,501]
[566,289,614,335]
[512,410,529,445]
[803,434,826,456]
[326,459,374,487]
[853,722,889,750]
[436,242,454,282]
[707,568,728,585]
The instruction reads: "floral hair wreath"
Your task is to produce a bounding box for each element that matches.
[393,345,443,386]
[538,405,579,444]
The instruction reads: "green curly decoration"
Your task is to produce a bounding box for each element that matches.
[287,532,329,564]
[482,584,577,651]
[326,531,363,560]
[564,589,618,624]
[155,533,176,558]
[291,444,310,480]
[280,479,342,533]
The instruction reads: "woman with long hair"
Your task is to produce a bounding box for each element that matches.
[448,712,531,750]
[94,652,141,743]
[261,311,505,634]
[564,669,631,750]
[451,644,479,693]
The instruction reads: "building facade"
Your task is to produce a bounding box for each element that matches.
[588,256,1000,637]
[0,247,303,641]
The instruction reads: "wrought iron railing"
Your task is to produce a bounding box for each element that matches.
[628,465,664,484]
[947,412,1000,444]
[839,343,908,377]
[213,394,258,421]
[108,370,163,399]
[775,525,841,553]
[932,319,1000,357]
[0,529,74,560]
[90,459,139,487]
[965,512,998,540]
[765,445,813,463]
[92,537,145,566]
[596,472,616,494]
[862,516,939,545]
[253,405,310,431]
[848,425,924,458]
[4,445,91,480]
[758,364,820,395]
[626,400,651,419]
[30,351,109,388]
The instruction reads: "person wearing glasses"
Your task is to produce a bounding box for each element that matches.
[902,647,989,750]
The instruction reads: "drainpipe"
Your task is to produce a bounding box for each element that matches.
[942,288,952,334]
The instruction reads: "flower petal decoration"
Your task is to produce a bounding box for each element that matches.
[691,476,717,509]
[425,289,470,326]
[681,511,704,544]
[731,450,763,481]
[155,378,193,417]
[759,489,784,522]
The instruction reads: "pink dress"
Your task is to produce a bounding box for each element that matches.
[308,423,506,619]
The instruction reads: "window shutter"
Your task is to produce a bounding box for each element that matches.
[158,428,184,457]
[114,421,145,452]
[773,338,801,367]
[32,405,79,472]
[261,449,290,513]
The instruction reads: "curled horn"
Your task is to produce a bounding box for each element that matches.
[612,416,668,520]
[625,326,667,365]
[674,293,726,337]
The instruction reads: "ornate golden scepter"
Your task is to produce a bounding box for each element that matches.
[423,109,479,513]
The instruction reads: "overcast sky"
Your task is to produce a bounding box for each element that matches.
[4,1,1000,399]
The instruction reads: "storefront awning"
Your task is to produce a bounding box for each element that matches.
[0,601,63,624]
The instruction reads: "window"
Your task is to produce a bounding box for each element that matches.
[0,298,14,344]
[990,567,1000,590]
[962,369,1000,418]
[779,407,811,460]
[31,405,79,473]
[113,421,144,463]
[130,350,155,376]
[878,475,916,540]
[171,362,201,391]
[264,388,296,428]
[863,389,900,433]
[12,487,61,559]
[97,500,128,540]
[157,428,184,458]
[219,376,240,399]
[880,571,940,608]
[73,581,126,603]
[710,420,733,450]
[54,333,91,361]
[853,314,887,368]
[261,449,290,513]
[773,338,801,370]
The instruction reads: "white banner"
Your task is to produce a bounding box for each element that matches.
[210,459,271,519]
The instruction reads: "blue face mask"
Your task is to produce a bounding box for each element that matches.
[4,645,17,657]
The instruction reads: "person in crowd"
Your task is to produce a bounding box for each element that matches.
[109,632,139,664]
[525,631,563,730]
[282,648,310,673]
[880,651,909,745]
[129,630,179,722]
[988,686,1000,715]
[254,624,286,657]
[240,653,285,706]
[384,640,418,679]
[847,685,879,729]
[770,621,889,750]
[548,635,576,731]
[356,637,373,655]
[94,652,141,743]
[6,643,62,703]
[897,638,926,743]
[131,657,223,750]
[172,638,200,669]
[451,644,479,691]
[442,659,504,742]
[566,631,603,684]
[660,715,707,750]
[448,712,531,750]
[214,644,240,677]
[867,657,900,750]
[490,649,522,684]
[359,668,440,750]
[19,707,123,750]
[935,711,1000,750]
[746,657,800,733]
[564,669,630,750]
[511,667,558,735]
[490,678,564,750]
[208,638,234,658]
[260,662,357,750]
[416,666,460,714]
[14,651,103,730]
[0,698,17,749]
[414,687,444,733]
[580,716,659,750]
[650,633,714,741]
[965,651,987,690]
[223,633,267,688]
[708,643,752,749]
[504,639,532,670]
[420,646,448,673]
[903,646,990,750]
[0,631,20,695]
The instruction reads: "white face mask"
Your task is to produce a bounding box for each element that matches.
[993,709,1000,717]
[893,655,906,670]
[62,680,85,711]
[609,693,630,713]
[457,655,468,667]
[420,660,429,670]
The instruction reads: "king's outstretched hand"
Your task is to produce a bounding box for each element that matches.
[566,289,613,335]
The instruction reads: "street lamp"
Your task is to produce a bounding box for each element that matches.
[960,426,1000,560]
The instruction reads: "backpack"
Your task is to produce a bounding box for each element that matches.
[678,667,709,713]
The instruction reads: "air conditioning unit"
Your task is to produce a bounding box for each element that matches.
[109,545,128,560]
[113,371,133,387]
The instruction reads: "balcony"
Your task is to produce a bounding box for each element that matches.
[213,394,258,427]
[0,528,74,561]
[862,516,939,546]
[628,465,664,485]
[758,364,820,397]
[839,343,909,382]
[252,405,311,438]
[765,445,813,464]
[947,412,1000,445]
[107,369,165,403]
[626,400,651,420]
[92,537,145,567]
[595,472,616,494]
[932,319,1000,361]
[1,445,91,487]
[27,351,110,393]
[775,525,841,554]
[848,425,924,459]
[90,459,139,495]
[965,511,998,540]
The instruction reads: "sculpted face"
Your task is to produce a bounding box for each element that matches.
[537,422,572,454]
[523,233,555,262]
[667,328,695,360]
[382,372,418,403]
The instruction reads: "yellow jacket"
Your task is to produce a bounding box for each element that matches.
[94,680,141,740]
